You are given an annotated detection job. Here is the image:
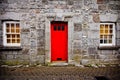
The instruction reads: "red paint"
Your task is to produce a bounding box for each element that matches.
[51,21,68,62]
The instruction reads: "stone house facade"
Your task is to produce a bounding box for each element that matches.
[0,0,120,66]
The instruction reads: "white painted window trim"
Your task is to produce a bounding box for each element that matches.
[3,21,21,47]
[99,23,115,46]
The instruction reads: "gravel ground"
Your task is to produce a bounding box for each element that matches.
[0,66,120,80]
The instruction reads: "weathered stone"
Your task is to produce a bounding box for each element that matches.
[7,55,14,60]
[88,47,97,54]
[74,23,82,31]
[109,4,120,10]
[37,48,45,55]
[92,13,100,23]
[22,48,29,54]
[98,4,106,10]
[97,0,109,4]
[80,59,89,65]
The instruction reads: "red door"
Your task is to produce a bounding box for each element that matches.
[51,21,68,62]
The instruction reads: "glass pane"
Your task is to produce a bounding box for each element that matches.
[6,23,10,33]
[100,40,103,43]
[6,23,10,28]
[12,39,15,43]
[109,40,112,43]
[110,25,113,29]
[7,34,11,38]
[105,30,108,34]
[105,25,108,30]
[17,39,20,43]
[104,35,107,39]
[104,40,107,43]
[17,34,20,38]
[16,24,20,28]
[12,34,16,38]
[109,35,112,39]
[110,30,113,33]
[16,29,20,33]
[100,35,103,38]
[100,25,104,30]
[6,29,10,33]
[7,39,11,43]
[11,24,15,33]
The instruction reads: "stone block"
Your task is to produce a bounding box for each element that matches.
[116,39,120,46]
[36,55,45,64]
[7,55,14,60]
[100,14,118,22]
[88,47,97,54]
[116,31,120,38]
[97,0,109,4]
[73,49,81,54]
[37,48,45,55]
[89,23,99,30]
[80,59,89,65]
[73,32,82,40]
[22,48,29,54]
[98,4,106,10]
[21,28,30,33]
[74,23,82,32]
[88,31,99,39]
[109,4,120,10]
[117,23,120,30]
[100,50,113,55]
[92,13,100,23]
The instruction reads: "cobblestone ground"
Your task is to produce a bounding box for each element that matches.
[0,66,120,80]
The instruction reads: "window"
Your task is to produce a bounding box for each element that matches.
[3,21,21,46]
[100,23,115,46]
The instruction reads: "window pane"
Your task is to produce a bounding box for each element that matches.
[17,39,20,43]
[6,23,10,33]
[110,25,113,29]
[109,40,112,43]
[12,34,16,38]
[16,24,20,28]
[104,40,107,43]
[12,39,15,43]
[16,29,20,33]
[7,29,10,33]
[7,34,11,38]
[105,25,108,30]
[100,40,103,43]
[110,30,113,33]
[7,39,11,43]
[11,24,15,33]
[100,35,103,38]
[17,34,20,38]
[100,25,104,30]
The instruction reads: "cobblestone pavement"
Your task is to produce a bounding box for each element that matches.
[0,66,120,80]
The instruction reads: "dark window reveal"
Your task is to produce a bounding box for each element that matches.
[62,26,64,31]
[54,26,57,31]
[58,26,61,31]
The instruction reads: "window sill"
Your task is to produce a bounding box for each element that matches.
[98,46,120,50]
[0,46,22,51]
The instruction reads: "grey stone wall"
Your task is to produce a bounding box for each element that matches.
[0,0,120,66]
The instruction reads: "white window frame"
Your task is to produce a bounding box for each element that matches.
[3,21,21,47]
[99,23,115,46]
